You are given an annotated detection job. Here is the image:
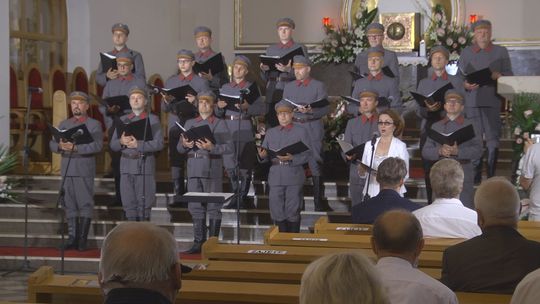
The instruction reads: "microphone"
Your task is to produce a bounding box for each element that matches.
[239,88,250,95]
[28,87,43,94]
[71,129,84,140]
[371,132,378,146]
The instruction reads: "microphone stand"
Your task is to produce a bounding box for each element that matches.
[57,136,79,275]
[234,90,246,244]
[139,92,152,221]
[362,137,377,203]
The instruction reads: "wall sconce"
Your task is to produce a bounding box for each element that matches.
[469,14,478,24]
[322,17,331,27]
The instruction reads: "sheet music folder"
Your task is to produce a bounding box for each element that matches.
[259,47,305,71]
[177,192,236,204]
[410,82,454,107]
[427,124,475,145]
[115,118,153,141]
[100,52,117,72]
[175,122,216,144]
[193,52,225,75]
[337,139,366,157]
[261,141,309,158]
[48,123,94,145]
[103,95,131,112]
[464,67,494,87]
[340,95,390,108]
[218,82,261,111]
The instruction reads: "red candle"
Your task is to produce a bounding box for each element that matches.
[322,17,331,27]
[469,14,478,24]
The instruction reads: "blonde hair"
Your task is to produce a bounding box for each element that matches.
[300,252,389,304]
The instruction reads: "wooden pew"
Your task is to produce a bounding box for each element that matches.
[27,266,509,304]
[202,237,443,268]
[265,226,464,251]
[28,266,299,304]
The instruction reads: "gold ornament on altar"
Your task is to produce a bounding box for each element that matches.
[379,13,421,52]
[387,22,405,40]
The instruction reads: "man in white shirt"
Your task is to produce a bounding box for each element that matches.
[372,210,458,304]
[413,159,481,238]
[519,140,540,221]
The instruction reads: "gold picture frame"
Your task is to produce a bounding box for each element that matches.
[379,13,420,52]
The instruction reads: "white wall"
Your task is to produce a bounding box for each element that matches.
[66,0,91,72]
[1,0,9,148]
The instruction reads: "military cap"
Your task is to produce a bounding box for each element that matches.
[198,90,216,102]
[429,45,450,59]
[366,23,385,35]
[472,19,492,31]
[194,26,212,38]
[116,52,133,63]
[444,89,464,102]
[366,46,384,58]
[292,55,312,68]
[276,17,295,29]
[233,55,251,67]
[69,91,89,102]
[275,100,294,112]
[177,49,195,60]
[111,23,130,35]
[358,90,379,99]
[129,86,147,97]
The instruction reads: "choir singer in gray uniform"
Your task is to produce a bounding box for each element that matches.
[422,90,483,208]
[50,91,103,251]
[110,86,164,221]
[217,55,266,209]
[283,55,332,211]
[343,90,380,207]
[178,91,233,254]
[193,26,229,93]
[459,20,513,182]
[258,101,310,233]
[163,49,210,206]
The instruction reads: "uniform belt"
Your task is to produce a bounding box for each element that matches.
[187,153,222,159]
[458,159,471,164]
[121,152,152,159]
[61,154,92,159]
[293,117,319,123]
[271,159,291,166]
[224,115,250,121]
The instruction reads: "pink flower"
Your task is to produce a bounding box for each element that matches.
[458,36,466,45]
[435,13,442,21]
[524,109,533,118]
[446,38,454,46]
[437,28,445,37]
[452,43,458,49]
[516,138,523,144]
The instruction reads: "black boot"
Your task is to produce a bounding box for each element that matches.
[313,176,332,212]
[487,148,499,178]
[185,218,206,254]
[473,157,483,185]
[208,219,222,238]
[224,173,240,209]
[170,178,187,208]
[288,221,301,233]
[77,217,92,251]
[276,221,288,232]
[59,217,78,250]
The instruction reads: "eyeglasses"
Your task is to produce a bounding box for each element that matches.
[177,59,192,64]
[445,100,463,105]
[377,121,394,126]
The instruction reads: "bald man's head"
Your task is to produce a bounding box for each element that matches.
[372,210,423,256]
[475,177,520,228]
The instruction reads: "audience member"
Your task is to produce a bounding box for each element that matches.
[519,138,540,221]
[441,177,540,294]
[372,210,458,304]
[99,222,181,304]
[413,159,481,238]
[300,252,389,304]
[510,268,540,304]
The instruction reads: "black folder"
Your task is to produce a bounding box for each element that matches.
[115,118,153,141]
[193,52,225,75]
[382,66,395,78]
[337,139,366,158]
[218,82,261,112]
[464,67,494,87]
[100,52,117,72]
[161,84,198,101]
[103,95,131,113]
[170,100,198,118]
[410,82,454,107]
[285,98,329,109]
[266,141,309,158]
[340,95,390,108]
[176,122,216,144]
[349,70,367,81]
[260,47,305,71]
[49,123,94,145]
[427,124,475,146]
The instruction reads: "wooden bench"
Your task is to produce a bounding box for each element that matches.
[27,266,510,304]
[265,226,464,251]
[202,237,443,268]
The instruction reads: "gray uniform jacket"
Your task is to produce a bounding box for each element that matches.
[354,48,400,82]
[282,78,329,163]
[195,50,229,92]
[163,73,210,129]
[349,72,401,114]
[262,41,308,90]
[343,114,379,185]
[100,75,145,129]
[177,116,233,178]
[49,116,104,177]
[96,47,146,87]
[109,112,164,174]
[260,123,310,186]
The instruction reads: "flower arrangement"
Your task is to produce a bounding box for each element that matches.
[425,4,473,60]
[510,93,540,160]
[0,145,18,201]
[323,99,351,153]
[311,2,378,64]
